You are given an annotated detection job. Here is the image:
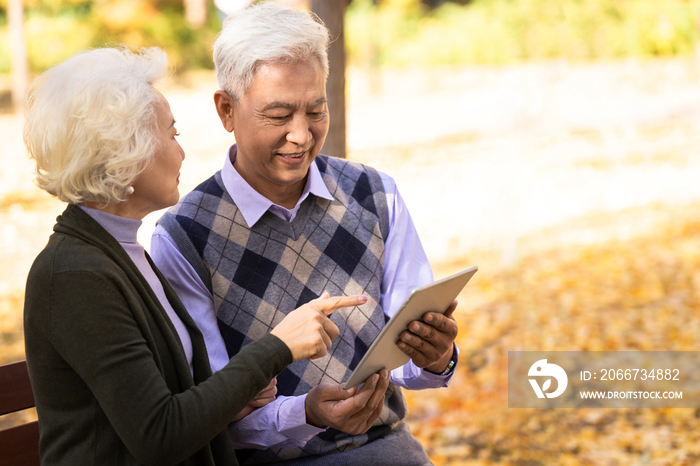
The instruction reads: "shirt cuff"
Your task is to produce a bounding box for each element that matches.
[277,394,327,440]
[229,394,326,449]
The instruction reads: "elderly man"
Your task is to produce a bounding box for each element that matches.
[151,2,459,465]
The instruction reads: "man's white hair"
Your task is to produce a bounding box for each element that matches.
[213,1,330,101]
[23,47,168,204]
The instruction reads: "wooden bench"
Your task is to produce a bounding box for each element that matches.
[0,361,40,466]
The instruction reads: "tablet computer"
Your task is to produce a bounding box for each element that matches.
[343,265,478,389]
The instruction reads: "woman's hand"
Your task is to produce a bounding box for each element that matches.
[271,292,368,361]
[232,377,278,421]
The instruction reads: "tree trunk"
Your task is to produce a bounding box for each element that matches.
[311,0,348,159]
[8,0,29,113]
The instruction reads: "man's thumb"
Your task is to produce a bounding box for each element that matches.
[444,299,458,319]
[334,383,357,399]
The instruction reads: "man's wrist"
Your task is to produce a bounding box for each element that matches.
[437,355,456,376]
[425,344,457,376]
[304,387,326,428]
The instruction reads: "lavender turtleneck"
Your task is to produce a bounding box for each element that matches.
[79,205,193,372]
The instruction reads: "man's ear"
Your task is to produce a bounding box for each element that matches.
[214,90,236,133]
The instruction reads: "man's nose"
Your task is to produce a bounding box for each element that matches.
[286,115,312,146]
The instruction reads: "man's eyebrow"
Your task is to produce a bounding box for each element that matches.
[309,98,327,107]
[262,102,297,112]
[261,98,327,112]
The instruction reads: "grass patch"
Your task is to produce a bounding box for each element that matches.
[346,0,700,67]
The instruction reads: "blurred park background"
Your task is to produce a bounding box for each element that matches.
[4,0,700,464]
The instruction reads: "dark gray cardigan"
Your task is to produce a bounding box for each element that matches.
[24,204,292,466]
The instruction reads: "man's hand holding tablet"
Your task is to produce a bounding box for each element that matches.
[344,266,478,389]
[397,299,459,374]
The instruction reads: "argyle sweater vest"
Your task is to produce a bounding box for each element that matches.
[159,155,409,463]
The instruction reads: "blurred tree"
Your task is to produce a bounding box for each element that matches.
[420,0,445,8]
[420,0,474,8]
[311,0,350,159]
[8,0,29,112]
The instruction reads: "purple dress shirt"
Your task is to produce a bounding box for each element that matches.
[150,145,458,449]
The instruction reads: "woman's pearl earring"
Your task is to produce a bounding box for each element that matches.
[126,186,134,195]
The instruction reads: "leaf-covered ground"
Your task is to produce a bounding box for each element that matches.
[405,209,700,465]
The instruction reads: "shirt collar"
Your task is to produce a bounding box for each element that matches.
[220,144,333,227]
[78,205,142,244]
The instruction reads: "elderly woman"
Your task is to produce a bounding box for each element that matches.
[22,47,367,466]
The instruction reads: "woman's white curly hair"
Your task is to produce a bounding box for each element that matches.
[213,1,330,101]
[23,47,168,204]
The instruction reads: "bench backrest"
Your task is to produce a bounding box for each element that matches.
[0,361,40,466]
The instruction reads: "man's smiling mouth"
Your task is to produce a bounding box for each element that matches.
[278,151,306,159]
